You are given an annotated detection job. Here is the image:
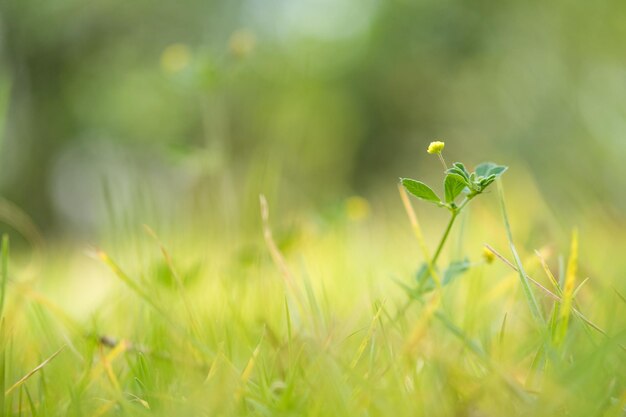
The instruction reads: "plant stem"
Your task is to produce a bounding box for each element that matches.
[431,195,475,265]
[437,153,448,170]
[432,211,458,265]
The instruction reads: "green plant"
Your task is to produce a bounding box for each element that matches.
[400,141,507,293]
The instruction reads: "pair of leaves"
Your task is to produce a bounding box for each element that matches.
[402,161,508,208]
[401,175,466,207]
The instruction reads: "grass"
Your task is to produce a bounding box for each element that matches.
[0,153,625,416]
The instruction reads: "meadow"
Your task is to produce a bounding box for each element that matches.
[1,143,624,416]
[2,1,626,415]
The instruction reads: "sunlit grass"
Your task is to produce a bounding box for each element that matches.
[0,164,625,416]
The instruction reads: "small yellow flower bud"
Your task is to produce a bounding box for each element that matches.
[427,141,445,154]
[483,247,495,264]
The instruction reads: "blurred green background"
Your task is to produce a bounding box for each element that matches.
[1,0,625,240]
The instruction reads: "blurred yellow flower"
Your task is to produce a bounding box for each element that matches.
[427,141,445,154]
[160,43,192,74]
[229,29,256,58]
[345,196,370,222]
[483,247,495,264]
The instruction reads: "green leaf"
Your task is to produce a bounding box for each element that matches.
[401,178,441,205]
[442,259,472,285]
[479,174,497,189]
[475,162,496,177]
[475,162,508,179]
[452,162,470,175]
[446,167,467,181]
[451,163,471,181]
[444,174,467,203]
[415,263,431,285]
[414,259,471,294]
[395,277,422,300]
[488,165,508,177]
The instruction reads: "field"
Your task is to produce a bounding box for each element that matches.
[1,144,625,416]
[2,1,626,415]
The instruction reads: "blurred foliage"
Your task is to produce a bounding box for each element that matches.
[1,0,626,237]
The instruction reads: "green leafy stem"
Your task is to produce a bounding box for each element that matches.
[400,160,508,291]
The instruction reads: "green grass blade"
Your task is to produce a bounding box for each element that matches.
[0,321,5,417]
[97,250,214,359]
[487,244,614,344]
[432,309,530,401]
[0,236,8,417]
[499,313,508,348]
[0,234,8,318]
[23,386,37,417]
[497,180,544,326]
[350,301,385,369]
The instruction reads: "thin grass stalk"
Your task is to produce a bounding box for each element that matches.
[496,180,544,325]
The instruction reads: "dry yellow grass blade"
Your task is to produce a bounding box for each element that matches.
[351,301,386,369]
[5,345,66,396]
[240,339,262,384]
[535,250,560,293]
[485,244,560,302]
[555,229,579,346]
[90,339,129,382]
[100,343,124,392]
[486,243,620,344]
[235,332,265,402]
[260,195,307,316]
[397,184,442,288]
[92,400,116,417]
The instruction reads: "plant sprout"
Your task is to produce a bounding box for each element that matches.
[400,141,508,293]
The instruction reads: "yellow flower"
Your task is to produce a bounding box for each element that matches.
[427,141,445,154]
[482,247,495,264]
[229,29,256,58]
[160,43,192,74]
[345,196,371,222]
